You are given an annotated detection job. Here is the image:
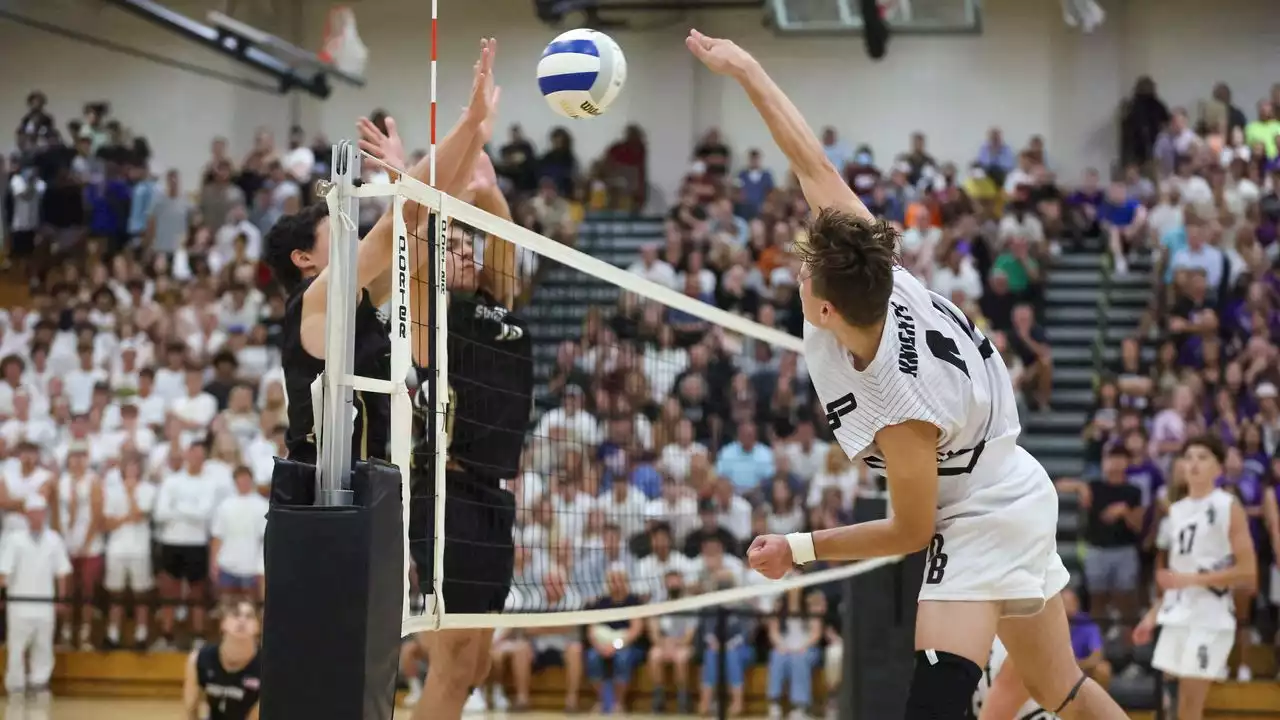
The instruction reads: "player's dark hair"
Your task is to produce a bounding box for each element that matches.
[264,202,329,292]
[1181,434,1226,465]
[794,207,900,328]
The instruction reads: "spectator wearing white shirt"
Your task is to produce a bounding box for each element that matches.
[764,477,805,535]
[210,466,269,600]
[20,343,55,404]
[645,570,698,714]
[154,441,220,648]
[52,414,97,470]
[0,355,39,419]
[0,392,57,450]
[658,420,705,485]
[596,476,649,540]
[1,442,54,541]
[129,368,171,431]
[807,443,865,509]
[102,455,156,649]
[63,344,107,416]
[171,366,218,447]
[96,403,158,467]
[55,446,105,649]
[108,342,144,397]
[533,386,601,447]
[779,420,827,485]
[211,204,263,270]
[643,479,699,549]
[627,243,678,290]
[633,523,698,599]
[0,495,71,697]
[217,284,261,334]
[643,327,689,405]
[8,167,45,259]
[711,477,754,541]
[186,313,228,366]
[152,343,189,404]
[930,244,984,303]
[245,423,286,493]
[216,384,261,452]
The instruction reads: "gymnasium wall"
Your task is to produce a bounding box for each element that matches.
[1,0,1277,201]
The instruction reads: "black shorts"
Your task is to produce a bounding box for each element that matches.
[534,648,565,670]
[408,469,516,613]
[160,544,209,583]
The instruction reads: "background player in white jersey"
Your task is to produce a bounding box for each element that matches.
[1133,436,1257,720]
[684,29,1128,719]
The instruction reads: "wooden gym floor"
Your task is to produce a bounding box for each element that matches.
[0,698,712,719]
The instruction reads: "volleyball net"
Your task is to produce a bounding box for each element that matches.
[315,142,909,650]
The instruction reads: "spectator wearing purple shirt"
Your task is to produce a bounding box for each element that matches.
[1063,587,1112,689]
[1239,422,1269,478]
[1066,167,1105,241]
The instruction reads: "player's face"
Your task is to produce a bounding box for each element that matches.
[1181,445,1221,488]
[444,224,478,292]
[221,602,261,640]
[296,217,332,276]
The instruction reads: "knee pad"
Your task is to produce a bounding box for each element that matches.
[904,649,983,720]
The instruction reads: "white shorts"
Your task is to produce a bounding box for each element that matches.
[104,554,154,593]
[918,445,1070,616]
[1151,625,1233,680]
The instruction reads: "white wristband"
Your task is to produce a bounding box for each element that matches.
[785,532,816,566]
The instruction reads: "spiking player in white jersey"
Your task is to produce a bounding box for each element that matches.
[1134,436,1256,720]
[684,29,1130,719]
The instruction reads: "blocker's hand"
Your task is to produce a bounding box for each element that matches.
[356,115,405,171]
[748,534,794,580]
[465,37,501,132]
[685,29,755,78]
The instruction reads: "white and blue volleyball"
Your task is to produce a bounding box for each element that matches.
[537,29,627,119]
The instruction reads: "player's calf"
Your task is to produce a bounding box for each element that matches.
[415,629,493,720]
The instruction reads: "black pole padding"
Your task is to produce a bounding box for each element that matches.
[859,0,890,59]
[261,459,404,720]
[839,573,861,720]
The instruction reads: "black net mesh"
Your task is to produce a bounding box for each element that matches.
[402,208,795,620]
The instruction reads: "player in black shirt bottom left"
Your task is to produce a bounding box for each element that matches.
[184,600,261,720]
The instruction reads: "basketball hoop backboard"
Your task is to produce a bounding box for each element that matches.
[209,10,366,86]
[768,0,982,34]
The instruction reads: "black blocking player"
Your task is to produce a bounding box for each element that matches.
[183,600,262,720]
[405,219,533,720]
[264,39,499,472]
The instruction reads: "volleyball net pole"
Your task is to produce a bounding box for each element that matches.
[259,141,403,720]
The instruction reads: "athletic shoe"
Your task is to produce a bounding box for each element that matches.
[462,688,487,714]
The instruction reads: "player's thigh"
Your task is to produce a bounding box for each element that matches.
[996,593,1085,707]
[917,600,1001,667]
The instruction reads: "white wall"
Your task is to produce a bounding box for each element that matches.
[2,0,1277,201]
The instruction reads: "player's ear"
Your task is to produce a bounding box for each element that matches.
[290,248,312,272]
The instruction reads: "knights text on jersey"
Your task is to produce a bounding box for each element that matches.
[804,269,1021,478]
[1157,489,1238,631]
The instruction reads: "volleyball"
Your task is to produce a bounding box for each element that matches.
[537,29,627,119]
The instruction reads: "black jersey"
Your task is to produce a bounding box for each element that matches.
[280,276,392,465]
[412,291,534,483]
[196,643,261,720]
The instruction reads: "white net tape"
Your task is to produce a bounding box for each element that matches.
[333,154,902,636]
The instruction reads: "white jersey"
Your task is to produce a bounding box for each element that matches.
[1156,489,1238,631]
[805,269,1023,507]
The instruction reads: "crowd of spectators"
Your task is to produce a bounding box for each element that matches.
[1061,78,1280,687]
[2,73,1280,718]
